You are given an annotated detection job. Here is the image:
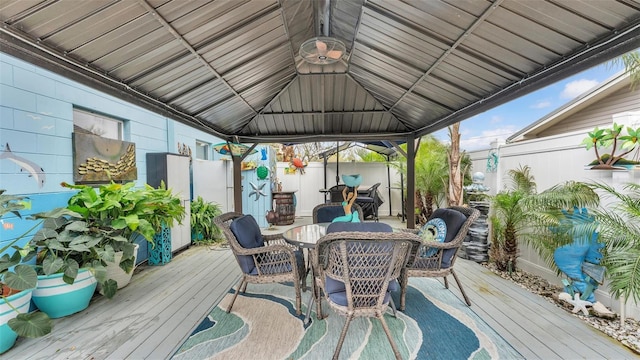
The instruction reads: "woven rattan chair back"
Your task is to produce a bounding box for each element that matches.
[315,232,421,360]
[214,212,303,315]
[399,206,480,309]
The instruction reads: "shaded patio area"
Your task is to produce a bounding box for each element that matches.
[8,216,634,360]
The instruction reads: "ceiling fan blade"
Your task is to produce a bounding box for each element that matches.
[326,50,343,60]
[316,40,327,54]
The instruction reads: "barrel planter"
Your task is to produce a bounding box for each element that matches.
[272,191,296,225]
[32,269,97,319]
[0,289,34,353]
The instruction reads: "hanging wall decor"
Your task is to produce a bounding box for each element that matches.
[73,132,137,183]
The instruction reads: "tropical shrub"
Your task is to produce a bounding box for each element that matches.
[190,196,223,245]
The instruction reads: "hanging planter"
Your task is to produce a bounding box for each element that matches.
[0,289,33,354]
[32,269,97,319]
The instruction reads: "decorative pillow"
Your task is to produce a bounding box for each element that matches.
[418,218,447,257]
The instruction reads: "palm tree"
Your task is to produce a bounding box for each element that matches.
[588,182,640,304]
[610,49,640,89]
[489,165,536,272]
[521,181,601,269]
[414,136,449,223]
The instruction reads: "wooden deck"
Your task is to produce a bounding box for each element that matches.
[7,217,636,360]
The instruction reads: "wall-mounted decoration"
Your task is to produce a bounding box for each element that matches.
[177,142,192,163]
[1,143,46,188]
[248,182,267,201]
[73,132,137,183]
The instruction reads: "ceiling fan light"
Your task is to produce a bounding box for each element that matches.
[300,36,346,65]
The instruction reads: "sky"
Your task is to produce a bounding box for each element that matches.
[432,60,626,152]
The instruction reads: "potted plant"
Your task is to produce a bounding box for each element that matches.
[0,190,51,353]
[190,196,222,245]
[22,207,118,318]
[60,181,185,284]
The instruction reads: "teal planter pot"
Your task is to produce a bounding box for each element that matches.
[0,289,33,354]
[32,269,97,319]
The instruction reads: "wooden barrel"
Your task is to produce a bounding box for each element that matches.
[272,192,296,225]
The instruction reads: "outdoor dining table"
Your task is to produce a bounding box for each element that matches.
[283,223,330,323]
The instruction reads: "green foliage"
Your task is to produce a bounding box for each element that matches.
[588,182,640,303]
[190,196,223,245]
[489,165,537,271]
[0,190,52,340]
[520,181,600,273]
[62,181,185,244]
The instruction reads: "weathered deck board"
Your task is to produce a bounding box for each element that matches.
[6,216,636,360]
[454,260,634,359]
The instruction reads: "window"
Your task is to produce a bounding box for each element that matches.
[195,140,210,160]
[73,109,123,140]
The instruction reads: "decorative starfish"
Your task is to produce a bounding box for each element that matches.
[249,182,267,201]
[558,292,593,316]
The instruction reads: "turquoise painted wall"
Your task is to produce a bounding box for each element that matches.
[0,52,224,252]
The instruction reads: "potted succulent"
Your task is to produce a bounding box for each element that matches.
[0,190,51,353]
[190,196,222,245]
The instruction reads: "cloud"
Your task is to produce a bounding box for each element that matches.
[489,115,502,124]
[531,100,552,109]
[560,79,599,99]
[460,126,518,152]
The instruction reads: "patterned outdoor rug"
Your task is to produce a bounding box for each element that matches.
[173,278,522,360]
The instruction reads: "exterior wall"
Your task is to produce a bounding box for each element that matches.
[0,53,224,250]
[468,134,640,320]
[537,86,639,138]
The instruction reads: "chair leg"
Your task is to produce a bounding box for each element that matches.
[399,272,408,311]
[294,280,302,315]
[227,278,246,313]
[451,269,472,306]
[443,276,450,289]
[378,311,402,360]
[389,297,398,318]
[333,313,354,360]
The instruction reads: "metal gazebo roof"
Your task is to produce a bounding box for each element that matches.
[1,0,639,144]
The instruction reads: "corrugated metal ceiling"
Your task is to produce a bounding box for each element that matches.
[1,0,639,143]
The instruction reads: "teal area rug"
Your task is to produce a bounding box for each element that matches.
[173,278,522,360]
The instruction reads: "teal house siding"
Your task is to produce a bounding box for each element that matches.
[0,52,224,253]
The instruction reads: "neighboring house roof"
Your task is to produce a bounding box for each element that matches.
[507,72,632,143]
[1,1,639,143]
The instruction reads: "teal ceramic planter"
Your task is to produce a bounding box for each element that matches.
[32,269,97,319]
[0,288,33,354]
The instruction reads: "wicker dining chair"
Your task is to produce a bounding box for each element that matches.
[312,202,364,223]
[399,206,480,310]
[312,225,421,360]
[214,212,305,315]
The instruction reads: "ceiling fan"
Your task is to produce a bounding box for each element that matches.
[299,36,346,65]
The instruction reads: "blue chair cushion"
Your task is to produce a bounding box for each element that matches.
[230,215,265,274]
[428,208,467,268]
[316,206,346,223]
[418,217,447,257]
